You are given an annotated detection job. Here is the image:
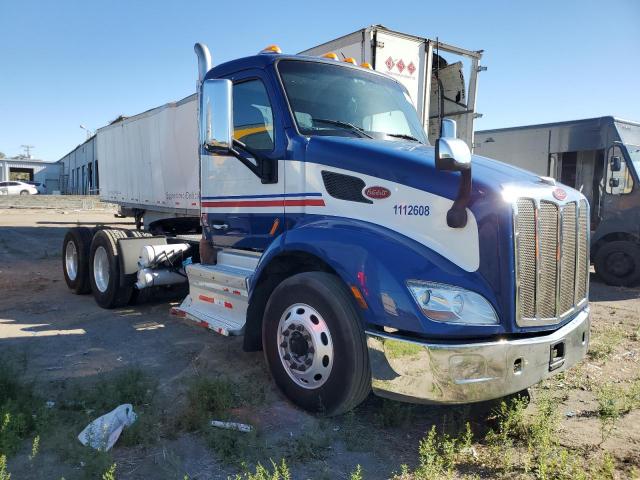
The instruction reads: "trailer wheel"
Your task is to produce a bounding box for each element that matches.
[594,240,640,287]
[89,229,132,308]
[262,272,370,415]
[62,227,93,294]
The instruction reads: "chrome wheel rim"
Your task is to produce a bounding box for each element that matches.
[93,246,110,293]
[277,303,334,389]
[65,241,78,281]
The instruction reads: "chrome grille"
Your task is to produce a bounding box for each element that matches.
[513,195,589,326]
[538,201,559,318]
[559,203,576,315]
[576,200,589,301]
[514,199,536,318]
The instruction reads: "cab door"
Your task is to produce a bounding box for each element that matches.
[200,70,285,250]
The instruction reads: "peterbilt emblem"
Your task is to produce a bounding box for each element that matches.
[364,186,391,199]
[552,188,567,201]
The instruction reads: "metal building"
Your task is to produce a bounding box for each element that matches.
[0,157,61,193]
[57,135,99,194]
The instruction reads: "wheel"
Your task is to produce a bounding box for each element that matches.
[89,229,133,308]
[262,272,371,415]
[62,227,93,294]
[594,240,640,287]
[20,190,29,195]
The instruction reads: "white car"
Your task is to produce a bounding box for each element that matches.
[27,181,47,194]
[0,181,39,195]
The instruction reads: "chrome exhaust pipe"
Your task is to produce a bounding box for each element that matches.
[194,43,212,84]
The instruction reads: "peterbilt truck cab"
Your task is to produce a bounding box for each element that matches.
[61,43,591,415]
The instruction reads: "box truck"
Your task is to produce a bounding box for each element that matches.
[61,31,590,415]
[476,117,640,287]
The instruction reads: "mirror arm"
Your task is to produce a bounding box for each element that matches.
[446,168,472,228]
[231,139,278,184]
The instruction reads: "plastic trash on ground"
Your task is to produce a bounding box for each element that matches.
[210,420,253,433]
[78,404,137,451]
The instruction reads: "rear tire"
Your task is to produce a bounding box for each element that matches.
[262,272,371,415]
[62,227,94,294]
[89,229,132,308]
[594,240,640,287]
[20,190,29,195]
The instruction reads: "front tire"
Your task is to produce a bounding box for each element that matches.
[89,229,132,308]
[262,272,370,415]
[20,190,29,195]
[594,240,640,287]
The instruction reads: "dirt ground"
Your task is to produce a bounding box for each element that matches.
[1,208,639,480]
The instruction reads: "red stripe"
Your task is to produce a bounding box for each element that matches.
[224,301,233,309]
[199,294,214,303]
[201,199,325,208]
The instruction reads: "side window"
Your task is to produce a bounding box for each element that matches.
[233,79,274,152]
[0,182,7,187]
[606,145,634,194]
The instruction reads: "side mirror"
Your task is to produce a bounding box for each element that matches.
[200,79,233,154]
[435,119,472,171]
[435,119,473,229]
[610,156,621,172]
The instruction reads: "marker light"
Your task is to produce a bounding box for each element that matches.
[343,57,357,65]
[322,52,339,60]
[360,62,372,69]
[406,281,499,325]
[260,45,282,54]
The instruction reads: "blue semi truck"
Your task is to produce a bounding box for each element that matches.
[61,41,591,415]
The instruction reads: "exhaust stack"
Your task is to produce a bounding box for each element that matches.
[194,43,212,84]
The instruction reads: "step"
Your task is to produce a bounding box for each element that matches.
[217,249,261,271]
[173,255,259,336]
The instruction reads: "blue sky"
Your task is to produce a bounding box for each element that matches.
[0,0,638,161]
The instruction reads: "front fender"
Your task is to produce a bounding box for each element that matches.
[252,215,506,340]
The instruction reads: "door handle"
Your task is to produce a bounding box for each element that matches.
[212,223,229,230]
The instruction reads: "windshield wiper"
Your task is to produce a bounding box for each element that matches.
[386,133,422,143]
[312,118,373,138]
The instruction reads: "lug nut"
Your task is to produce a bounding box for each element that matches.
[308,347,315,354]
[305,358,312,366]
[297,325,304,332]
[283,354,291,361]
[283,330,290,337]
[288,324,295,331]
[298,364,307,372]
[280,341,288,348]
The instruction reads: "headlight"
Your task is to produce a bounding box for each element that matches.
[406,280,499,325]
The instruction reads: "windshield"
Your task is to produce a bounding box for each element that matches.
[625,144,640,176]
[278,60,428,144]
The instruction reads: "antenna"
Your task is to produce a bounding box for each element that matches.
[20,145,34,158]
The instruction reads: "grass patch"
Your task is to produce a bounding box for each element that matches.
[0,357,45,457]
[596,378,640,443]
[588,325,625,361]
[231,459,291,480]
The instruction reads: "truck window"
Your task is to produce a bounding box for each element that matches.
[278,60,427,144]
[233,79,274,152]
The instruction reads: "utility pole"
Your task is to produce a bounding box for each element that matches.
[20,145,35,159]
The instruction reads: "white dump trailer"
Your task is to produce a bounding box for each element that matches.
[97,95,200,224]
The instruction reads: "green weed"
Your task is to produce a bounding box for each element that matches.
[232,459,291,480]
[0,455,9,480]
[588,325,625,361]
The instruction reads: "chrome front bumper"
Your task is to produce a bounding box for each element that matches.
[366,307,590,404]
